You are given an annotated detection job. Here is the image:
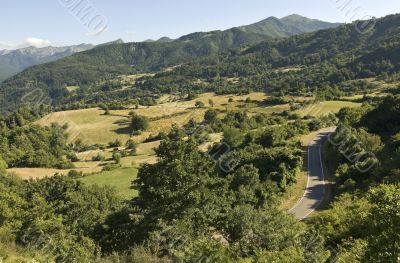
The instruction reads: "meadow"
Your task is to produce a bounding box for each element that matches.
[295,101,361,117]
[11,92,365,200]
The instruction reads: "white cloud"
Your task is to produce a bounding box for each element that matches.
[0,38,52,50]
[24,37,52,48]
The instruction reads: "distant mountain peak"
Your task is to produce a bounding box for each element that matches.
[0,43,94,82]
[97,39,124,47]
[241,14,343,38]
[281,14,309,20]
[157,37,174,43]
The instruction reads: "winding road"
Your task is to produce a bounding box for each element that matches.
[290,128,335,220]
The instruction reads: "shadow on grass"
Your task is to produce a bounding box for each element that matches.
[114,126,133,135]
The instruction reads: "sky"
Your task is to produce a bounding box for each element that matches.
[1,0,399,49]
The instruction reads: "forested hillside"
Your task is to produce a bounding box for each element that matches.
[85,14,400,109]
[0,15,342,113]
[0,13,397,112]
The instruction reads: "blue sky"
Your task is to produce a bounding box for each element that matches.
[1,0,399,49]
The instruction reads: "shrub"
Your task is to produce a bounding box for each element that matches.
[102,163,121,171]
[66,151,79,162]
[195,101,205,108]
[108,140,122,148]
[68,170,84,178]
[126,140,138,155]
[131,113,150,132]
[92,153,106,162]
[112,152,122,164]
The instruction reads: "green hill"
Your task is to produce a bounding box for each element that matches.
[0,15,341,113]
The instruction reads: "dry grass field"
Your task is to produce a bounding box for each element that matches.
[295,101,361,117]
[35,93,270,145]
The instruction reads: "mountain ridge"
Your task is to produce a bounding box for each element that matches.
[0,43,94,82]
[0,14,345,112]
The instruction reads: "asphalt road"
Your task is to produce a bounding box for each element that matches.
[290,129,334,220]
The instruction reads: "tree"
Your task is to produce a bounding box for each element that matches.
[258,127,287,148]
[365,184,400,262]
[355,128,384,154]
[131,113,150,132]
[228,164,263,207]
[99,103,110,115]
[0,158,7,174]
[134,134,228,229]
[204,109,218,123]
[113,152,122,164]
[361,95,400,135]
[92,153,105,162]
[195,101,205,108]
[222,127,244,148]
[223,205,308,257]
[126,139,138,155]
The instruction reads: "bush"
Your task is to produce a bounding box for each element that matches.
[108,140,122,148]
[131,113,150,132]
[204,109,218,123]
[223,127,244,148]
[66,151,79,162]
[143,133,165,143]
[264,97,290,106]
[56,161,74,169]
[68,170,84,178]
[92,153,106,162]
[102,163,121,171]
[195,101,205,108]
[126,139,138,155]
[0,158,7,174]
[112,152,122,164]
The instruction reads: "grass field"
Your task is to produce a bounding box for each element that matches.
[79,167,138,199]
[7,165,103,180]
[26,94,363,203]
[36,108,132,144]
[295,101,361,117]
[35,92,271,145]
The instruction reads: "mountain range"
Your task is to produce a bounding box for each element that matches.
[0,14,352,112]
[0,44,94,82]
[0,15,340,83]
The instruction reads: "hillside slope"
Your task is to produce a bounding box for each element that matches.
[0,15,341,113]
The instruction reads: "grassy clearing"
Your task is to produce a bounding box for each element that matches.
[7,165,103,180]
[275,66,303,73]
[35,92,271,145]
[79,167,138,199]
[36,108,131,144]
[66,86,79,92]
[295,101,361,117]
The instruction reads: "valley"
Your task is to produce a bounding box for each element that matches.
[7,89,365,203]
[0,8,399,262]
